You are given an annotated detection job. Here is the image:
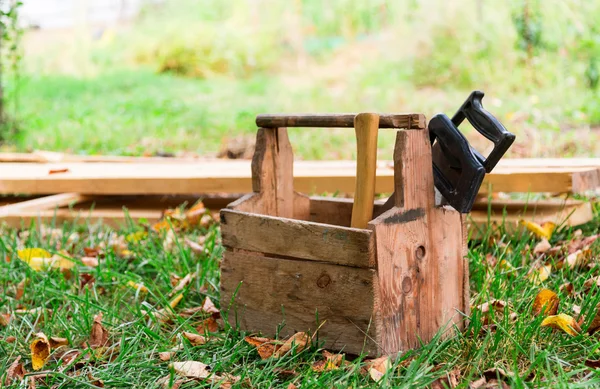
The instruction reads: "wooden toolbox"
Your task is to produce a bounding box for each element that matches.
[220,113,469,356]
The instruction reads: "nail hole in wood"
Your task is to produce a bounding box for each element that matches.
[317,273,331,288]
[416,245,426,260]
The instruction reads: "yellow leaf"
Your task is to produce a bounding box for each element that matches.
[126,231,147,243]
[541,313,581,336]
[528,264,552,285]
[30,333,51,370]
[520,220,556,240]
[169,293,184,309]
[18,248,52,261]
[244,336,280,359]
[127,281,148,293]
[532,289,559,316]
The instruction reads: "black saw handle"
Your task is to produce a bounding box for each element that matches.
[451,90,515,172]
[429,114,486,213]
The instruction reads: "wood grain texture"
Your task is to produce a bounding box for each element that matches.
[221,250,377,355]
[220,208,375,268]
[351,113,379,229]
[256,113,426,130]
[368,130,465,355]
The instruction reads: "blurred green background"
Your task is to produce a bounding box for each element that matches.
[2,0,600,159]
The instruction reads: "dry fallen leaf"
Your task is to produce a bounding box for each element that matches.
[585,359,600,369]
[367,356,391,382]
[476,300,508,314]
[81,257,99,267]
[559,282,575,296]
[89,313,109,349]
[171,361,212,379]
[15,278,26,300]
[287,384,298,389]
[584,276,600,292]
[4,356,26,385]
[30,333,51,370]
[182,331,207,346]
[533,238,552,255]
[312,350,345,372]
[566,249,591,269]
[0,313,11,326]
[159,351,174,361]
[528,264,552,285]
[196,317,219,333]
[185,237,206,254]
[532,289,559,316]
[49,337,69,349]
[274,332,310,358]
[202,297,220,317]
[169,273,195,297]
[244,336,281,359]
[520,220,556,240]
[541,313,581,336]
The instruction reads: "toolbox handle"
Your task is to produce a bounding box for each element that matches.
[256,113,425,130]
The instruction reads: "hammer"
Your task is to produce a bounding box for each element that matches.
[351,113,380,229]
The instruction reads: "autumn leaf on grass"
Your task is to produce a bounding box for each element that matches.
[528,264,552,285]
[126,231,148,243]
[312,350,345,372]
[172,361,212,379]
[532,289,559,316]
[273,332,310,358]
[520,220,556,240]
[196,317,219,333]
[89,313,109,349]
[541,313,581,336]
[127,281,149,293]
[4,356,26,385]
[367,356,391,383]
[182,331,207,346]
[431,368,460,389]
[81,257,99,267]
[30,333,51,370]
[0,312,11,326]
[169,273,195,297]
[533,238,552,255]
[244,336,282,359]
[202,297,220,318]
[566,249,592,269]
[18,248,76,272]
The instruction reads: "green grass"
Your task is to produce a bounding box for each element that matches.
[1,202,599,388]
[3,0,600,159]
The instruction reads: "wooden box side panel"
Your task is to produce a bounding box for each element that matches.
[220,250,378,356]
[220,208,375,268]
[308,196,388,227]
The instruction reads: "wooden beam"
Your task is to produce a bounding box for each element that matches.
[0,161,596,196]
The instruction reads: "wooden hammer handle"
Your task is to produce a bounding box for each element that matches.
[351,113,380,229]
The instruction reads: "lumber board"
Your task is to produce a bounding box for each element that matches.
[0,193,91,217]
[0,161,596,196]
[220,208,375,268]
[220,250,377,355]
[256,113,426,129]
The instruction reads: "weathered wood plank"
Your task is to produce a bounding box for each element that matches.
[220,250,377,355]
[220,208,375,268]
[0,193,91,217]
[368,130,464,355]
[256,113,426,130]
